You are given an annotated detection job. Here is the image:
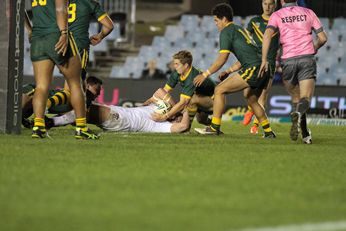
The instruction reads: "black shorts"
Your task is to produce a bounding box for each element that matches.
[282,55,317,85]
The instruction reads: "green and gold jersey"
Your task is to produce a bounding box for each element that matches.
[219,22,262,68]
[165,66,215,99]
[247,15,280,66]
[31,0,60,37]
[68,0,107,51]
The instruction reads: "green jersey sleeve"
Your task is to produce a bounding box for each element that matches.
[219,28,233,53]
[89,0,107,21]
[166,71,179,90]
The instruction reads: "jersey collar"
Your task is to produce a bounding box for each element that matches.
[283,2,298,8]
[261,14,270,21]
[180,66,192,81]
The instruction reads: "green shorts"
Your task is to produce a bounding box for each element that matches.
[239,64,270,89]
[195,79,216,97]
[30,32,78,65]
[80,48,90,81]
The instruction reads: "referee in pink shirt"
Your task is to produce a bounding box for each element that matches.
[259,0,327,144]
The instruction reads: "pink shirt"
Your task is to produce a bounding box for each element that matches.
[268,3,323,60]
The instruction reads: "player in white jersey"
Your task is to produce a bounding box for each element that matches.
[51,88,190,133]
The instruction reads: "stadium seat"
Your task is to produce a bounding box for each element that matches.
[332,17,346,31]
[164,25,184,42]
[88,22,99,36]
[179,14,200,31]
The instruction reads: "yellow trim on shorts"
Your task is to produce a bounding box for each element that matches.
[68,33,79,56]
[219,50,231,54]
[81,49,88,69]
[180,94,191,99]
[98,13,108,21]
[244,67,257,81]
[240,67,251,78]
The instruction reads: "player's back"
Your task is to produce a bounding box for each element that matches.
[31,0,60,37]
[220,23,261,68]
[103,105,155,132]
[269,5,321,59]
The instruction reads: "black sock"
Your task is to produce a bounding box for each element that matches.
[297,97,310,114]
[300,113,309,137]
[292,102,298,112]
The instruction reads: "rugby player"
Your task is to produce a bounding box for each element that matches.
[193,3,275,138]
[148,50,215,128]
[30,0,98,139]
[241,0,279,134]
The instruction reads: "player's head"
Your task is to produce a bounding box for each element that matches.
[212,3,233,31]
[262,0,277,16]
[86,76,103,98]
[172,50,193,75]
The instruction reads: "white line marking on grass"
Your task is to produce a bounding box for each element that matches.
[238,221,346,231]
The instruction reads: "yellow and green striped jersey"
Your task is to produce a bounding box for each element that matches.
[219,23,261,68]
[247,15,280,66]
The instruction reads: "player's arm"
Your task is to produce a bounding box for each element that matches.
[143,87,174,106]
[90,15,114,46]
[193,52,229,86]
[219,61,242,81]
[152,95,190,122]
[258,27,275,77]
[314,31,328,52]
[55,0,69,56]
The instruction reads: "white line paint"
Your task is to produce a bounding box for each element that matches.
[238,221,346,231]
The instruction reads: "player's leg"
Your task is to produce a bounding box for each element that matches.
[31,60,55,138]
[187,94,213,127]
[58,55,98,139]
[297,78,315,144]
[245,89,275,138]
[250,77,274,134]
[242,88,255,126]
[46,80,71,109]
[195,73,248,135]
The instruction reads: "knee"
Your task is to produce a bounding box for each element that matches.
[214,86,226,96]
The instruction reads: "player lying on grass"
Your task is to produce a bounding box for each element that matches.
[48,88,191,133]
[146,50,215,129]
[22,76,103,128]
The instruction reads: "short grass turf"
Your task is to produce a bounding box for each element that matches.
[0,122,346,231]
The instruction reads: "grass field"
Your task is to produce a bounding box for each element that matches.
[1,122,346,231]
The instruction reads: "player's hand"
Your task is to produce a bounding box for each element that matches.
[151,112,166,122]
[258,60,268,78]
[90,34,103,46]
[193,74,207,87]
[55,34,68,56]
[219,71,229,81]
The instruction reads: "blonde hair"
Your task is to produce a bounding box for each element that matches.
[173,50,193,66]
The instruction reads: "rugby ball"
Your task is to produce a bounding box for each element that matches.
[154,100,171,115]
